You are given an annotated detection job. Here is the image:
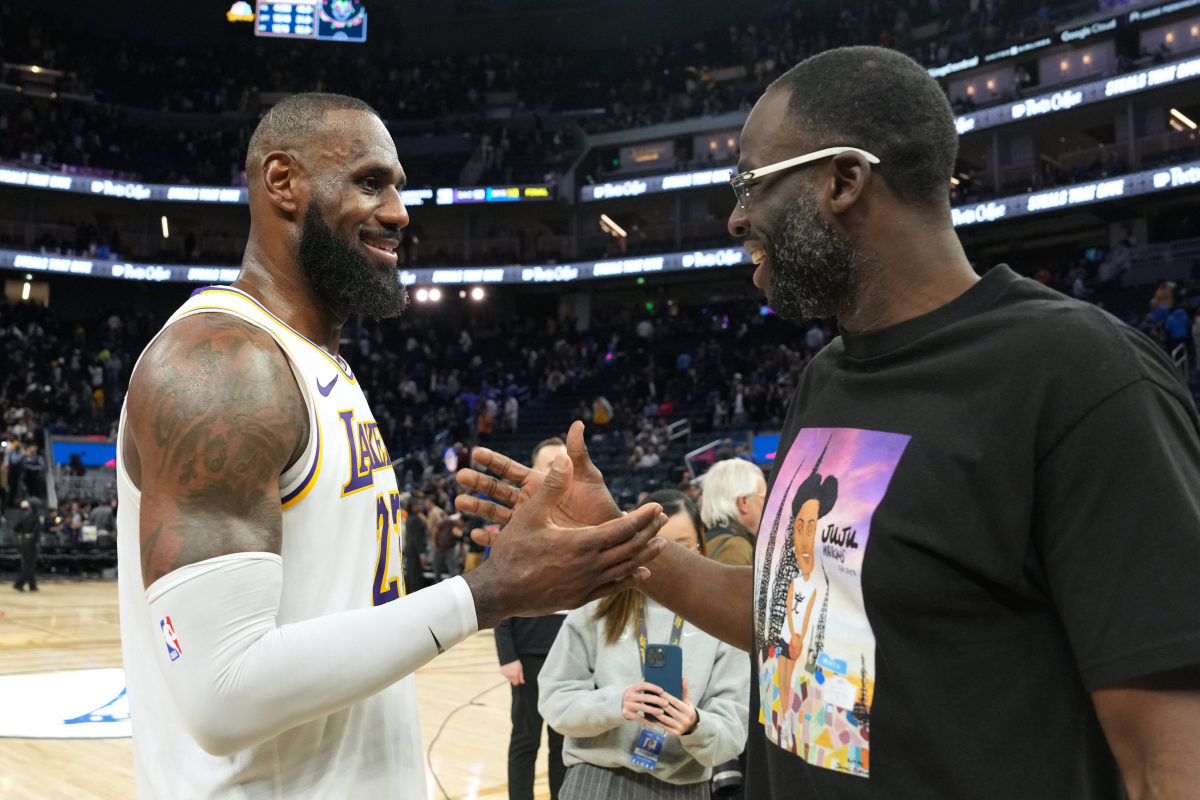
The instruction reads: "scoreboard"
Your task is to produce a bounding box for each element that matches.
[255,1,367,42]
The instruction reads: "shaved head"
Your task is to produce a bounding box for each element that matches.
[770,46,958,208]
[245,92,379,183]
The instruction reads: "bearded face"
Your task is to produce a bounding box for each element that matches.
[761,186,860,322]
[297,202,408,320]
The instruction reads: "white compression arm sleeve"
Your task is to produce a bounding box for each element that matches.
[145,552,477,756]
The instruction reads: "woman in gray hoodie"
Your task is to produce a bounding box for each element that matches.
[539,490,749,799]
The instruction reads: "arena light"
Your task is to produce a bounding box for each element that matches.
[470,287,485,301]
[599,213,627,238]
[160,216,170,238]
[1171,108,1198,129]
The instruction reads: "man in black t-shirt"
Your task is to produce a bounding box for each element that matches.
[458,45,1200,799]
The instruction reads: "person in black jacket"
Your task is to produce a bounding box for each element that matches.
[403,497,428,593]
[494,437,568,800]
[12,499,41,592]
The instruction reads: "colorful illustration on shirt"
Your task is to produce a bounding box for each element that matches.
[754,427,910,778]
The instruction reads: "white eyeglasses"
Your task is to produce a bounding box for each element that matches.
[729,146,881,209]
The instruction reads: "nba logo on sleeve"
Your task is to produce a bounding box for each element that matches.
[160,616,182,661]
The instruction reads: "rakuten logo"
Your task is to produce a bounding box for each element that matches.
[590,180,648,199]
[521,265,579,282]
[111,264,172,281]
[951,202,1007,226]
[681,249,745,268]
[1154,165,1200,188]
[90,180,151,200]
[1010,89,1082,119]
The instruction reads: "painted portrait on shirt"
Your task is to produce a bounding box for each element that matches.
[753,427,910,778]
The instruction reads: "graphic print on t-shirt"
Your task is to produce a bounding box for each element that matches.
[754,427,909,778]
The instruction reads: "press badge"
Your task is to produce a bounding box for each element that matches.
[631,727,666,770]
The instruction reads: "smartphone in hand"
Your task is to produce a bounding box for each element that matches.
[642,643,683,721]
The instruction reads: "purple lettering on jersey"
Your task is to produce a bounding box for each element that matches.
[340,410,373,495]
[340,410,394,496]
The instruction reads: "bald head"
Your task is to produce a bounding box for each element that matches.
[245,93,379,189]
[769,46,958,208]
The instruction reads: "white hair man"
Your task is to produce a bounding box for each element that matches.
[700,458,767,565]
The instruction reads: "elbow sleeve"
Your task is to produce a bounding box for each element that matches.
[146,552,476,755]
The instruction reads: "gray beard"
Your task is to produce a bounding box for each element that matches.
[764,191,859,322]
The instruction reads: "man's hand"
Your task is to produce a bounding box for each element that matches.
[499,660,524,686]
[463,452,667,629]
[456,421,620,543]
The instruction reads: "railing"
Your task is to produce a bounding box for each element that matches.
[1172,343,1189,382]
[667,419,691,444]
[53,471,118,503]
[1126,235,1200,286]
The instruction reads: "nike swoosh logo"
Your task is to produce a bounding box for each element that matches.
[428,627,445,655]
[316,375,339,396]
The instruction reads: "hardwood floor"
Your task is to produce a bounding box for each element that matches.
[0,580,551,799]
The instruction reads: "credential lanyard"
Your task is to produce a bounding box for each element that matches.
[635,604,684,677]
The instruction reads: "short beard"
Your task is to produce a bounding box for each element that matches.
[297,204,409,320]
[763,191,858,322]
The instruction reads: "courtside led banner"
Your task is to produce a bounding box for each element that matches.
[0,171,552,207]
[5,160,1197,284]
[0,245,752,285]
[952,53,1200,135]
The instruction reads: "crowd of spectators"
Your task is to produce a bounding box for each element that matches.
[5,230,1200,580]
[0,0,1111,190]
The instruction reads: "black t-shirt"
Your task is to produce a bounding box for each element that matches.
[747,265,1200,798]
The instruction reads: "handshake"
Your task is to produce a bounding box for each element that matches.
[455,420,669,629]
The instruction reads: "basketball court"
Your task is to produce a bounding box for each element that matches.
[0,579,550,799]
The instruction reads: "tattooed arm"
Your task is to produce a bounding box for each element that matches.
[120,312,668,756]
[123,313,307,588]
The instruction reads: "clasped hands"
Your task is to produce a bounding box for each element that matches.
[457,421,667,626]
[621,678,699,737]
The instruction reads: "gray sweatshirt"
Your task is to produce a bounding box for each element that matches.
[538,596,749,785]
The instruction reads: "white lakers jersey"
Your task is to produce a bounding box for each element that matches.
[117,286,422,797]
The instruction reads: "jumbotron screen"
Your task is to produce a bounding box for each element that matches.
[255,1,367,43]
